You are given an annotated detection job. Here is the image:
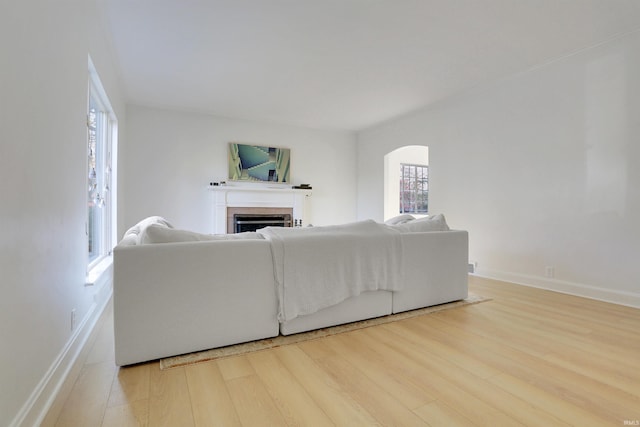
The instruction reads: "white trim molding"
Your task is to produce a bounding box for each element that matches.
[10,280,113,427]
[473,268,640,309]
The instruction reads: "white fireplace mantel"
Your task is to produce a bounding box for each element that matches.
[210,184,312,234]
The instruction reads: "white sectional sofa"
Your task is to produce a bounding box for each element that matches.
[113,216,468,366]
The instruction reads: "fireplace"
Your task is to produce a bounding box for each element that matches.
[226,207,294,233]
[233,213,292,233]
[210,185,312,234]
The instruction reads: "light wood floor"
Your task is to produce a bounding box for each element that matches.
[43,276,640,426]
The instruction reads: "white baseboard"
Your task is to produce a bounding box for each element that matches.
[473,268,640,309]
[10,281,113,427]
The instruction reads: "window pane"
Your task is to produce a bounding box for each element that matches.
[88,96,101,262]
[87,63,116,270]
[87,89,112,265]
[400,163,428,214]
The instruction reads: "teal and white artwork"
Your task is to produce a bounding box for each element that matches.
[228,143,291,183]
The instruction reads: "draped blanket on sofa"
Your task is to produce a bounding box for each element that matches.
[258,220,404,322]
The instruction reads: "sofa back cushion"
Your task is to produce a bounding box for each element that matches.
[139,224,264,244]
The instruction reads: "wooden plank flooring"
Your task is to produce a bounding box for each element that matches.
[42,277,640,426]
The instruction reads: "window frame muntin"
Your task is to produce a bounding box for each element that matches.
[399,162,428,215]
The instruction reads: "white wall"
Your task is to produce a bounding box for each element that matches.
[358,31,640,306]
[122,106,357,235]
[0,1,124,425]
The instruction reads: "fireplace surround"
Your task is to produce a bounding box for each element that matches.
[210,185,311,234]
[233,213,292,233]
[227,207,293,233]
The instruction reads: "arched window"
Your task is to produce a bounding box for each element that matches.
[384,146,429,221]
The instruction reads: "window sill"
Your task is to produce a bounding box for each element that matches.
[86,256,113,287]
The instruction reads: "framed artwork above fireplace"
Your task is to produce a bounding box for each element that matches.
[228,142,291,183]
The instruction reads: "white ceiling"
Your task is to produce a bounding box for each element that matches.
[99,0,640,131]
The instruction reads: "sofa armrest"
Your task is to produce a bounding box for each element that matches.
[113,239,279,365]
[393,230,469,313]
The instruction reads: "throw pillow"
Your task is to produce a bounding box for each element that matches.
[124,216,173,237]
[390,213,450,233]
[384,214,416,225]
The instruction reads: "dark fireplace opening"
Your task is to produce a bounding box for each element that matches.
[234,213,292,233]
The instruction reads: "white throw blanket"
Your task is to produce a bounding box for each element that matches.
[258,220,404,322]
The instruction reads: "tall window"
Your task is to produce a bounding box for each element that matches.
[87,64,116,269]
[400,163,428,214]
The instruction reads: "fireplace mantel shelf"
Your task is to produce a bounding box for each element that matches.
[208,185,312,195]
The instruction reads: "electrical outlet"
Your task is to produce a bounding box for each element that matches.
[545,266,555,278]
[468,261,478,273]
[71,309,77,331]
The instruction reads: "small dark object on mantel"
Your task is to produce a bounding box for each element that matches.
[293,184,312,189]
